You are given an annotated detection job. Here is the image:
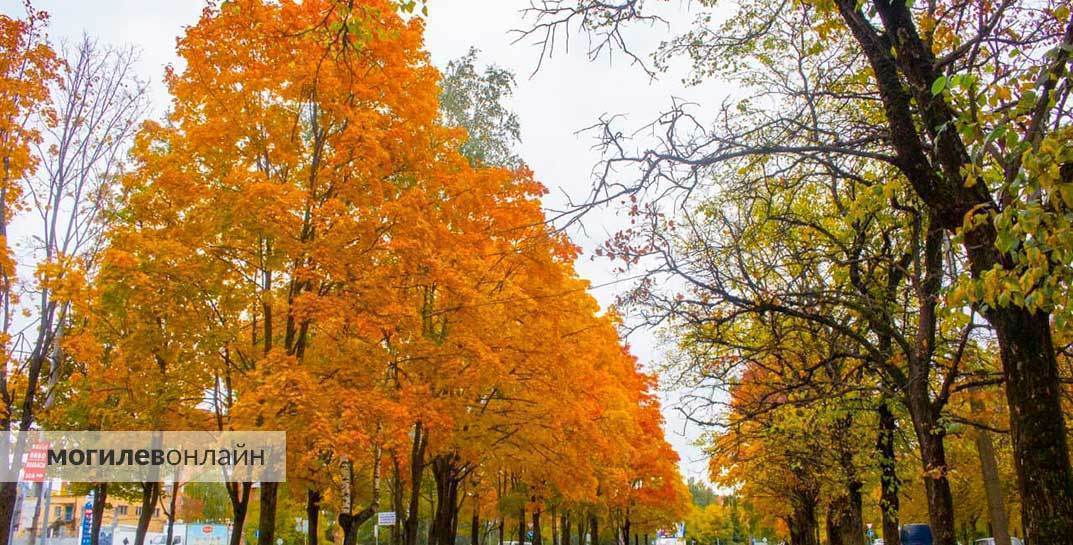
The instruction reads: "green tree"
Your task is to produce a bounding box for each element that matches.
[520,1,1073,542]
[439,47,522,168]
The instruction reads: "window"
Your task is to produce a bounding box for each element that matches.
[116,506,128,515]
[135,507,142,516]
[54,506,61,517]
[64,505,74,521]
[154,509,160,517]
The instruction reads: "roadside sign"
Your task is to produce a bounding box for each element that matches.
[23,442,49,482]
[80,498,94,545]
[377,512,396,526]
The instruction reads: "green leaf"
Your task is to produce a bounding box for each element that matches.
[1055,5,1070,22]
[931,75,948,95]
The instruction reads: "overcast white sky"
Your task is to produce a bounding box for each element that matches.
[0,0,731,486]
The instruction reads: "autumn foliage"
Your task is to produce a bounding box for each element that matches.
[0,2,688,545]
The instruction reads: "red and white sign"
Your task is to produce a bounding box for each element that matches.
[22,442,50,482]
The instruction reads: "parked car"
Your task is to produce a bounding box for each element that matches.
[900,524,933,545]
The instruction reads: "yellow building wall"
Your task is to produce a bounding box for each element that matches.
[17,487,175,539]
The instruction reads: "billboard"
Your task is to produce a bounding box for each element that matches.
[185,525,228,545]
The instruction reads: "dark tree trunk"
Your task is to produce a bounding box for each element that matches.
[0,481,18,545]
[788,487,819,545]
[165,482,179,545]
[532,509,542,545]
[340,503,379,545]
[405,424,427,545]
[393,455,404,545]
[91,483,108,545]
[257,482,279,545]
[561,513,570,545]
[308,490,321,545]
[577,516,585,545]
[551,508,558,545]
[826,495,863,545]
[827,502,843,545]
[518,506,527,545]
[227,482,252,545]
[910,416,956,545]
[894,214,956,545]
[830,418,865,545]
[877,402,900,545]
[134,482,161,545]
[471,497,480,545]
[340,510,375,545]
[430,456,461,545]
[340,451,382,545]
[340,502,378,545]
[988,307,1073,544]
[589,515,598,545]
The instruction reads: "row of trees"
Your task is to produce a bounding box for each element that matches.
[683,480,778,545]
[0,2,690,545]
[518,0,1073,544]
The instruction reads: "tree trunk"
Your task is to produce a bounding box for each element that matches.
[393,454,404,545]
[970,400,1010,545]
[308,490,321,545]
[134,482,161,545]
[532,509,542,545]
[826,496,863,545]
[227,482,251,545]
[902,218,956,545]
[257,482,279,545]
[830,417,865,545]
[589,515,598,545]
[430,456,461,545]
[877,402,900,545]
[341,447,382,545]
[404,424,427,545]
[471,496,480,545]
[788,487,819,545]
[0,481,18,545]
[576,516,585,545]
[165,482,179,545]
[91,484,108,545]
[988,307,1073,545]
[906,407,956,545]
[561,513,570,545]
[519,506,527,545]
[551,508,558,545]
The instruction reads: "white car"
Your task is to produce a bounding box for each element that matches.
[975,538,1023,545]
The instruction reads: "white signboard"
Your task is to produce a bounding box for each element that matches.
[377,512,397,526]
